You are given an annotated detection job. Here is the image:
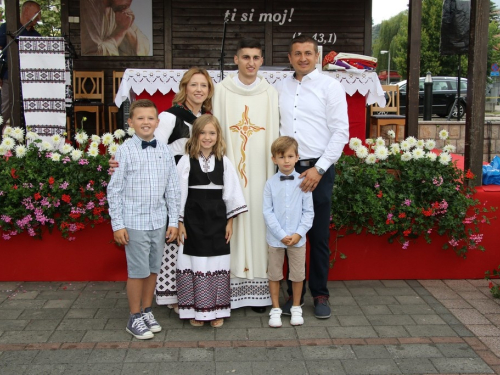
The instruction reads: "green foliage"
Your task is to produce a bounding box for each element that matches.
[331,134,497,257]
[0,125,132,240]
[31,0,62,37]
[372,12,407,75]
[485,265,500,298]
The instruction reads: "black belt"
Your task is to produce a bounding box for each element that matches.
[298,158,319,167]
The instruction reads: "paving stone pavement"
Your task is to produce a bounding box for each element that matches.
[0,279,500,375]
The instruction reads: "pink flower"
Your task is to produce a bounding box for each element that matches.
[402,241,409,249]
[78,159,89,165]
[403,199,412,206]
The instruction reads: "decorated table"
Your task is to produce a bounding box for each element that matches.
[115,68,386,151]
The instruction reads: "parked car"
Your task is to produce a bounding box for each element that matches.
[396,77,467,118]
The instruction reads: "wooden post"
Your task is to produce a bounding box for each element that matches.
[465,0,489,186]
[405,0,422,138]
[164,0,172,68]
[4,0,21,127]
[264,2,273,66]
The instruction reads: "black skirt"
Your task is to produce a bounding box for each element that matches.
[183,188,230,257]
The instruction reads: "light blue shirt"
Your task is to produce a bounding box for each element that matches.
[107,135,180,232]
[263,170,314,248]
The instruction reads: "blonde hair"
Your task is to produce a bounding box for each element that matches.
[172,67,214,113]
[185,114,226,160]
[271,136,299,157]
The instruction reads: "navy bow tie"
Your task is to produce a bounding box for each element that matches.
[142,139,157,149]
[280,175,294,181]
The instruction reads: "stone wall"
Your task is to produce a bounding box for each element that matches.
[370,121,500,163]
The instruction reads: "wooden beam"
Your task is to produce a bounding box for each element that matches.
[265,1,273,66]
[60,1,69,36]
[164,0,172,68]
[365,0,372,55]
[405,0,422,137]
[465,0,489,186]
[4,0,21,127]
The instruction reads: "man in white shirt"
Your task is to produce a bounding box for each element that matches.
[213,38,280,313]
[276,34,349,319]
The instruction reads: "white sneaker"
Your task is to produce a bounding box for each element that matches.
[290,306,304,326]
[268,308,282,328]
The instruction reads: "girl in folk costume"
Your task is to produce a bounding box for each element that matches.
[154,67,214,313]
[176,114,247,327]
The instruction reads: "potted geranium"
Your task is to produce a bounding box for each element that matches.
[331,130,496,257]
[0,122,133,241]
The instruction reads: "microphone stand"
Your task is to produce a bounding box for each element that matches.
[0,10,41,62]
[218,17,228,80]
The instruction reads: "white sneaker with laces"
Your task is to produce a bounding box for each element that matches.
[290,306,304,326]
[268,308,282,328]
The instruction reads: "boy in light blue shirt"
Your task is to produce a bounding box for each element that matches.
[263,136,314,328]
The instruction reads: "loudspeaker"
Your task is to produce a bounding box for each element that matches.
[440,0,470,56]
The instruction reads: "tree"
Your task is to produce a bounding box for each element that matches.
[0,1,61,36]
[372,12,407,75]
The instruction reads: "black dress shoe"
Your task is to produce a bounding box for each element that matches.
[251,306,266,313]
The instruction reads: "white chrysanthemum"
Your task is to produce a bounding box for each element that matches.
[425,139,436,150]
[71,149,83,161]
[101,133,114,146]
[75,131,89,144]
[439,129,449,140]
[355,145,369,159]
[349,137,362,151]
[89,141,99,150]
[51,134,62,144]
[26,131,39,141]
[374,146,389,160]
[426,152,438,161]
[127,127,135,136]
[87,148,99,157]
[365,138,374,145]
[412,148,425,159]
[0,144,7,156]
[51,152,61,162]
[15,145,27,158]
[108,143,119,156]
[375,137,385,147]
[61,143,74,154]
[415,139,425,149]
[91,135,101,144]
[41,141,53,151]
[390,143,400,153]
[405,136,417,147]
[400,140,411,151]
[365,154,377,164]
[11,127,24,141]
[1,136,15,150]
[401,152,412,161]
[439,152,452,165]
[387,130,395,139]
[443,144,456,153]
[3,126,12,136]
[114,129,126,139]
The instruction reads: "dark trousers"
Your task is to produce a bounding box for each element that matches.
[287,164,335,299]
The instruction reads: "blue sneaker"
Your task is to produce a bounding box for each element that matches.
[281,296,305,316]
[126,313,154,339]
[313,296,331,319]
[142,307,162,333]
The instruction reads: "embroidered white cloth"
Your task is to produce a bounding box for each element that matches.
[115,69,386,108]
[19,37,66,136]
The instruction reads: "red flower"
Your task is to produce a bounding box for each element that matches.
[69,212,81,219]
[62,194,71,203]
[431,202,440,209]
[77,202,83,208]
[10,168,18,179]
[385,219,394,225]
[48,177,55,185]
[89,180,94,185]
[95,192,105,200]
[377,191,383,198]
[34,192,42,201]
[12,185,18,190]
[403,229,411,236]
[489,281,494,289]
[398,213,406,219]
[466,169,475,179]
[421,208,433,217]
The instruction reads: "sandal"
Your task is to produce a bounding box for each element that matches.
[210,318,224,328]
[190,319,204,327]
[167,304,179,314]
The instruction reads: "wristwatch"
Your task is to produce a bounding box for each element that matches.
[315,165,325,175]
